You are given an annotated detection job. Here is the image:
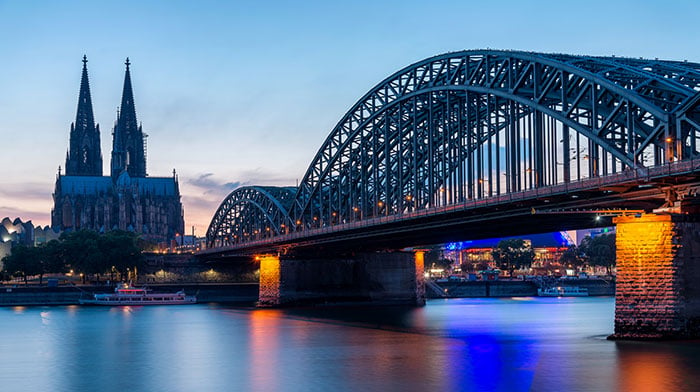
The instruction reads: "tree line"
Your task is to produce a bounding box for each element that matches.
[1,230,144,284]
[478,233,617,276]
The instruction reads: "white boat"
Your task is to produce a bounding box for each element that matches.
[537,286,589,297]
[79,282,197,305]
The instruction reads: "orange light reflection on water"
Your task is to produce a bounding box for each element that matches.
[616,342,695,392]
[249,309,282,391]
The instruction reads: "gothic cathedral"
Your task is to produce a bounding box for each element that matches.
[51,56,184,243]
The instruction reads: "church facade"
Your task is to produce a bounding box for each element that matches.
[51,56,184,243]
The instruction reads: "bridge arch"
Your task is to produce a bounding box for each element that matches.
[206,50,700,246]
[291,50,700,227]
[206,186,296,247]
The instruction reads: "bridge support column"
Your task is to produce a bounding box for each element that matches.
[257,251,425,307]
[611,213,700,340]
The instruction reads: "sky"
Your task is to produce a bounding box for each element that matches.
[1,0,699,236]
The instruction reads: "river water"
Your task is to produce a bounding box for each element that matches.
[1,297,699,392]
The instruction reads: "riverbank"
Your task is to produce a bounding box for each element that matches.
[428,279,615,298]
[0,279,615,306]
[0,283,259,306]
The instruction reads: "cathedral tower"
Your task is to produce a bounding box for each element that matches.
[53,56,184,243]
[111,58,147,178]
[65,55,102,176]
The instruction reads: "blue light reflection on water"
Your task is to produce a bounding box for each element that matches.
[1,297,700,391]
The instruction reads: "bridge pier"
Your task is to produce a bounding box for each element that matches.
[611,213,700,340]
[258,251,425,307]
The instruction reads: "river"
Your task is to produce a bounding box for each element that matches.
[1,297,699,391]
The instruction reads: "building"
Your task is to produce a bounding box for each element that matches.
[51,57,184,243]
[0,217,60,262]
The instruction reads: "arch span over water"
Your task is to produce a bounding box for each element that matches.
[207,50,700,248]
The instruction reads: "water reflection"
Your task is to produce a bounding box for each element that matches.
[250,310,282,391]
[615,341,700,391]
[1,298,699,391]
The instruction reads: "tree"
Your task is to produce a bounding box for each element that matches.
[559,245,585,270]
[2,244,32,283]
[492,238,535,277]
[1,230,146,285]
[100,230,144,280]
[579,234,616,275]
[60,230,104,283]
[42,239,66,275]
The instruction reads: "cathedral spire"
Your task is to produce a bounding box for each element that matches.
[111,57,146,178]
[119,57,137,131]
[65,55,102,176]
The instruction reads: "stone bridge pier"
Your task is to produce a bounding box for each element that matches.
[257,251,425,307]
[612,213,700,340]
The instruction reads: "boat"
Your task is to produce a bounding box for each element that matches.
[79,282,197,305]
[537,286,589,297]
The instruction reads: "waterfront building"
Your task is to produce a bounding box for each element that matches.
[51,57,184,243]
[0,217,60,261]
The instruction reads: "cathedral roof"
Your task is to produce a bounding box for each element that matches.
[58,176,112,194]
[58,175,178,196]
[124,177,179,196]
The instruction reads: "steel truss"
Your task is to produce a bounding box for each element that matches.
[206,186,296,246]
[207,50,700,248]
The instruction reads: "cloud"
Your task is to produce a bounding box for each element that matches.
[185,169,296,195]
[186,173,244,196]
[0,182,53,201]
[0,206,50,226]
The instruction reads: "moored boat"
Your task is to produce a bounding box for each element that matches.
[537,286,589,297]
[79,282,197,305]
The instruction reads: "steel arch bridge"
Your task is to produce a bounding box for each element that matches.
[206,50,700,250]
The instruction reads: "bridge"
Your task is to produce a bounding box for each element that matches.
[201,50,700,339]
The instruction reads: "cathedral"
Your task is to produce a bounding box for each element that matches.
[51,56,184,243]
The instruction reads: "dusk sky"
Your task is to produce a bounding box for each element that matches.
[1,0,699,236]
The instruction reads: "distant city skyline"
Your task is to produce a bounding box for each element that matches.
[1,0,699,236]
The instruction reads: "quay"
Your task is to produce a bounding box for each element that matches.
[0,279,614,306]
[0,283,258,306]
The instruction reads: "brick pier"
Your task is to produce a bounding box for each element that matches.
[611,213,700,339]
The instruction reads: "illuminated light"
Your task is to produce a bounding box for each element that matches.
[353,207,359,212]
[378,201,384,207]
[266,227,270,231]
[331,212,337,217]
[296,220,302,225]
[406,195,412,201]
[313,216,318,221]
[280,224,285,228]
[595,215,601,221]
[666,137,673,143]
